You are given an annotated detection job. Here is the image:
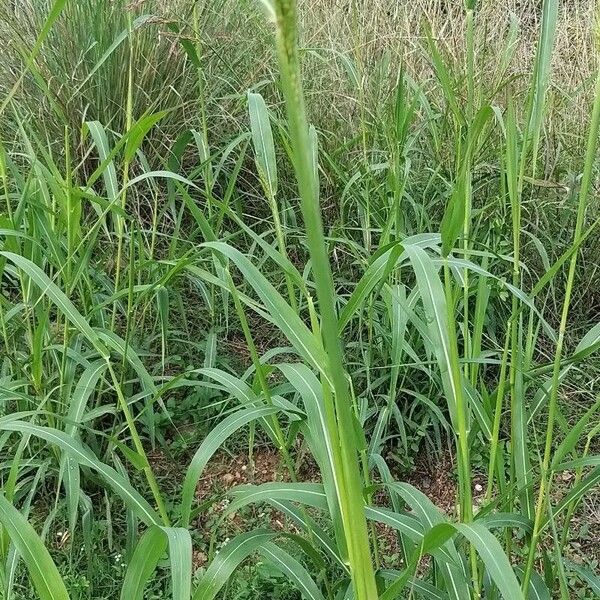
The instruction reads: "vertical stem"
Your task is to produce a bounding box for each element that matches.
[0,145,14,359]
[522,63,600,593]
[59,127,73,425]
[112,12,135,328]
[506,91,534,522]
[192,3,214,221]
[506,0,558,531]
[351,1,371,251]
[463,7,476,382]
[106,360,170,526]
[267,188,298,311]
[444,261,479,596]
[270,2,379,597]
[465,8,475,121]
[485,325,510,500]
[559,413,600,550]
[226,269,297,477]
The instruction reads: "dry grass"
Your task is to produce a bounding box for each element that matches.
[296,0,596,152]
[1,1,596,162]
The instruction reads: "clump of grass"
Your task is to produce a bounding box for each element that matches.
[0,0,599,599]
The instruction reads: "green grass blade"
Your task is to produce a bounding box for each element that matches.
[0,422,160,525]
[564,560,600,597]
[0,495,70,600]
[258,542,326,600]
[120,526,167,600]
[162,527,193,600]
[201,242,330,383]
[547,466,600,527]
[0,0,68,116]
[192,530,274,600]
[226,482,328,515]
[1,252,109,357]
[74,15,155,97]
[248,92,278,198]
[179,405,280,525]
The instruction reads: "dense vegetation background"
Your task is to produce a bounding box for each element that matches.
[0,0,599,598]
